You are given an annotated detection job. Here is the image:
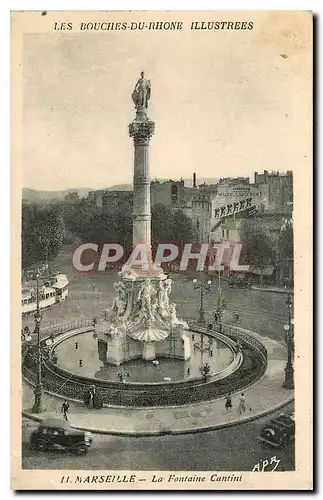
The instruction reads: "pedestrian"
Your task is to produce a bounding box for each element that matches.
[234,313,240,322]
[224,394,232,412]
[88,384,96,409]
[187,367,191,376]
[91,281,96,291]
[88,390,94,409]
[238,393,246,415]
[61,400,70,421]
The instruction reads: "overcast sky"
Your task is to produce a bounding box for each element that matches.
[22,12,310,191]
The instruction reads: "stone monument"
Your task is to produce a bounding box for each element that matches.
[97,72,191,364]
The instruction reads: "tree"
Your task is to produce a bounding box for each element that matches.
[151,204,197,257]
[51,199,196,268]
[62,198,98,242]
[22,204,66,269]
[240,219,275,285]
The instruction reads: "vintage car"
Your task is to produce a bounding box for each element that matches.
[30,418,93,455]
[259,412,295,447]
[229,276,251,289]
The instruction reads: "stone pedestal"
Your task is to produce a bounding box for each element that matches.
[105,335,126,367]
[181,333,191,360]
[142,341,156,361]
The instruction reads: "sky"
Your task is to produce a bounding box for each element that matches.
[22,11,311,191]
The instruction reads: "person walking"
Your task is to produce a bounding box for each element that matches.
[61,400,70,421]
[238,393,246,415]
[224,394,232,412]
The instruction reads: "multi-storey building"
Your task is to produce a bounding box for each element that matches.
[254,170,293,213]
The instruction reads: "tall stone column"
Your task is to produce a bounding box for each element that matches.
[129,120,155,264]
[97,73,191,366]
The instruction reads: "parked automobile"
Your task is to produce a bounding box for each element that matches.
[30,418,93,455]
[229,276,251,289]
[259,412,295,447]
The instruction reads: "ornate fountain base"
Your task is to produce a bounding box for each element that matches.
[142,341,156,361]
[96,266,191,365]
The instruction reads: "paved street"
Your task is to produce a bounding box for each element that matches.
[22,402,294,471]
[22,245,290,345]
[21,247,294,471]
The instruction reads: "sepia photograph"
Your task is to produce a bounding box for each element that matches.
[11,10,312,490]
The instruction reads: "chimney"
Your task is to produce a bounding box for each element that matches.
[193,172,197,188]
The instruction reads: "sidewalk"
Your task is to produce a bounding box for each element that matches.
[22,333,293,436]
[251,286,292,294]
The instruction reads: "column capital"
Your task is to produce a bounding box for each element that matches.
[129,120,155,146]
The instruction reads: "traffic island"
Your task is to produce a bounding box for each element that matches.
[22,329,293,436]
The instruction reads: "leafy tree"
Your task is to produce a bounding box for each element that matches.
[151,204,196,251]
[63,200,196,256]
[22,204,66,268]
[240,219,275,285]
[62,198,98,242]
[24,198,197,270]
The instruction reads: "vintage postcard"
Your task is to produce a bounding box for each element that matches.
[11,10,313,490]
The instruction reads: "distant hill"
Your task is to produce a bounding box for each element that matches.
[23,178,219,202]
[105,184,132,191]
[22,187,93,202]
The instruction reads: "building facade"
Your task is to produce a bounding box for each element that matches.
[254,170,293,213]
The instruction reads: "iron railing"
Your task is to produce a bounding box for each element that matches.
[22,317,268,407]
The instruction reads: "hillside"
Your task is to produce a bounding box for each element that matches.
[22,187,93,202]
[23,178,218,202]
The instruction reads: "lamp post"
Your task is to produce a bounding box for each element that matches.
[214,271,225,331]
[193,334,214,375]
[30,273,53,413]
[32,273,44,413]
[192,276,212,325]
[282,293,294,389]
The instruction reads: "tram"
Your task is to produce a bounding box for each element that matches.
[21,273,69,315]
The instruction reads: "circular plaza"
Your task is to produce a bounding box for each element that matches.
[22,319,267,408]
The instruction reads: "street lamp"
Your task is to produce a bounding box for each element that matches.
[193,334,214,376]
[193,334,213,359]
[192,276,212,325]
[31,273,53,413]
[214,271,226,331]
[282,293,294,389]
